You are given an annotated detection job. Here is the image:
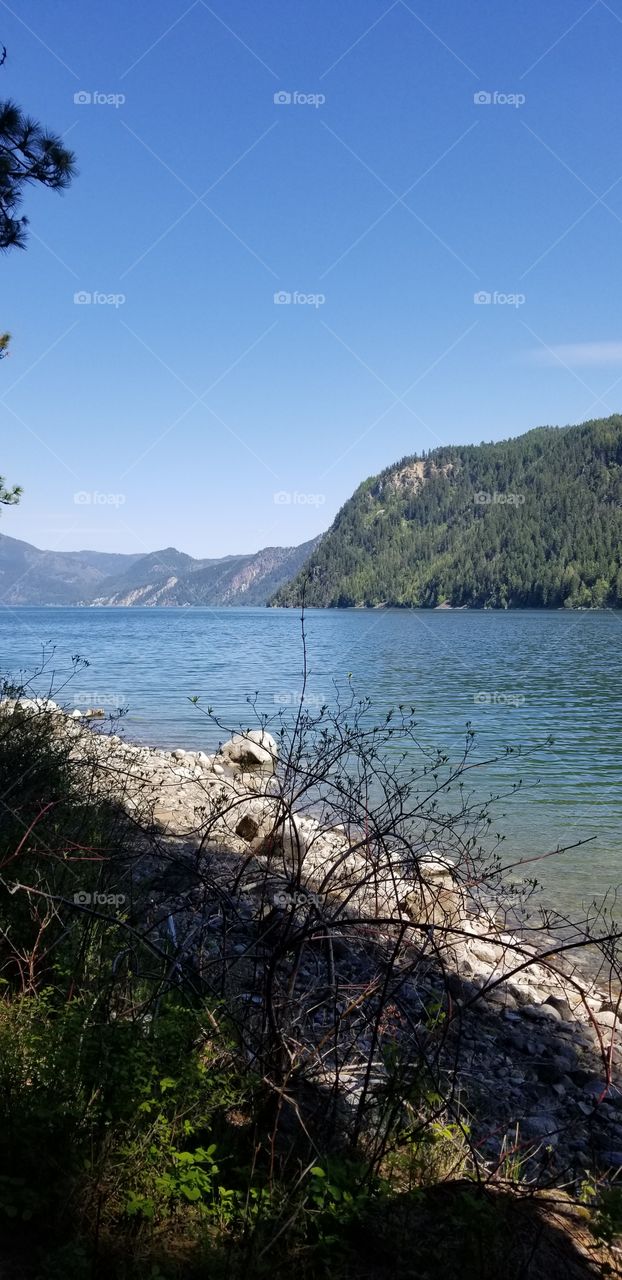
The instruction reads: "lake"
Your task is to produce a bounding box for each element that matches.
[1,606,620,919]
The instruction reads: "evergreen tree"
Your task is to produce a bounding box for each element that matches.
[272,416,622,611]
[0,99,76,250]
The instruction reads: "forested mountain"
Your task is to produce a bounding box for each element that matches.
[272,416,622,609]
[0,534,320,607]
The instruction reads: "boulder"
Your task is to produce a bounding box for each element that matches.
[417,851,456,878]
[482,984,518,1010]
[600,1000,622,1016]
[230,797,281,845]
[595,1010,622,1031]
[521,1002,563,1023]
[544,994,573,1021]
[219,731,278,772]
[236,813,261,842]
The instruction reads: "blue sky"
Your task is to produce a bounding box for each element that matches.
[2,0,622,557]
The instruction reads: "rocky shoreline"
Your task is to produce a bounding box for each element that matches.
[4,696,622,1181]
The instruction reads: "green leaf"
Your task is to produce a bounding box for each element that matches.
[181,1185,201,1201]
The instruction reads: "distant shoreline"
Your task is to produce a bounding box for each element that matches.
[0,602,617,612]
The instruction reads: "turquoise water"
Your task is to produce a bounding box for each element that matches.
[1,606,620,916]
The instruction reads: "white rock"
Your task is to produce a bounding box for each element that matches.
[596,1011,622,1031]
[219,730,278,772]
[418,851,456,877]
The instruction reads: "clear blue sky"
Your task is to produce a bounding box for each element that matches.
[2,0,622,557]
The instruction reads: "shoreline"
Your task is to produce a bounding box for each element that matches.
[4,695,622,1177]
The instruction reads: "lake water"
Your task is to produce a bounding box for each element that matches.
[1,606,620,919]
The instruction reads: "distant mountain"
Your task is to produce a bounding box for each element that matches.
[89,547,207,605]
[90,539,321,606]
[0,534,321,607]
[0,535,141,605]
[271,416,622,609]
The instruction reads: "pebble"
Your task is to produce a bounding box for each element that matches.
[536,1055,574,1084]
[597,1151,622,1167]
[522,1002,563,1023]
[582,1079,610,1101]
[520,1114,559,1141]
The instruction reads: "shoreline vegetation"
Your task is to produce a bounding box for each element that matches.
[1,677,622,1276]
[4,601,620,612]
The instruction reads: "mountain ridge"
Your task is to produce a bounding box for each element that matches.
[271,416,622,610]
[0,534,321,607]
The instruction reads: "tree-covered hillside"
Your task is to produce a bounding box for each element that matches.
[271,416,622,609]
